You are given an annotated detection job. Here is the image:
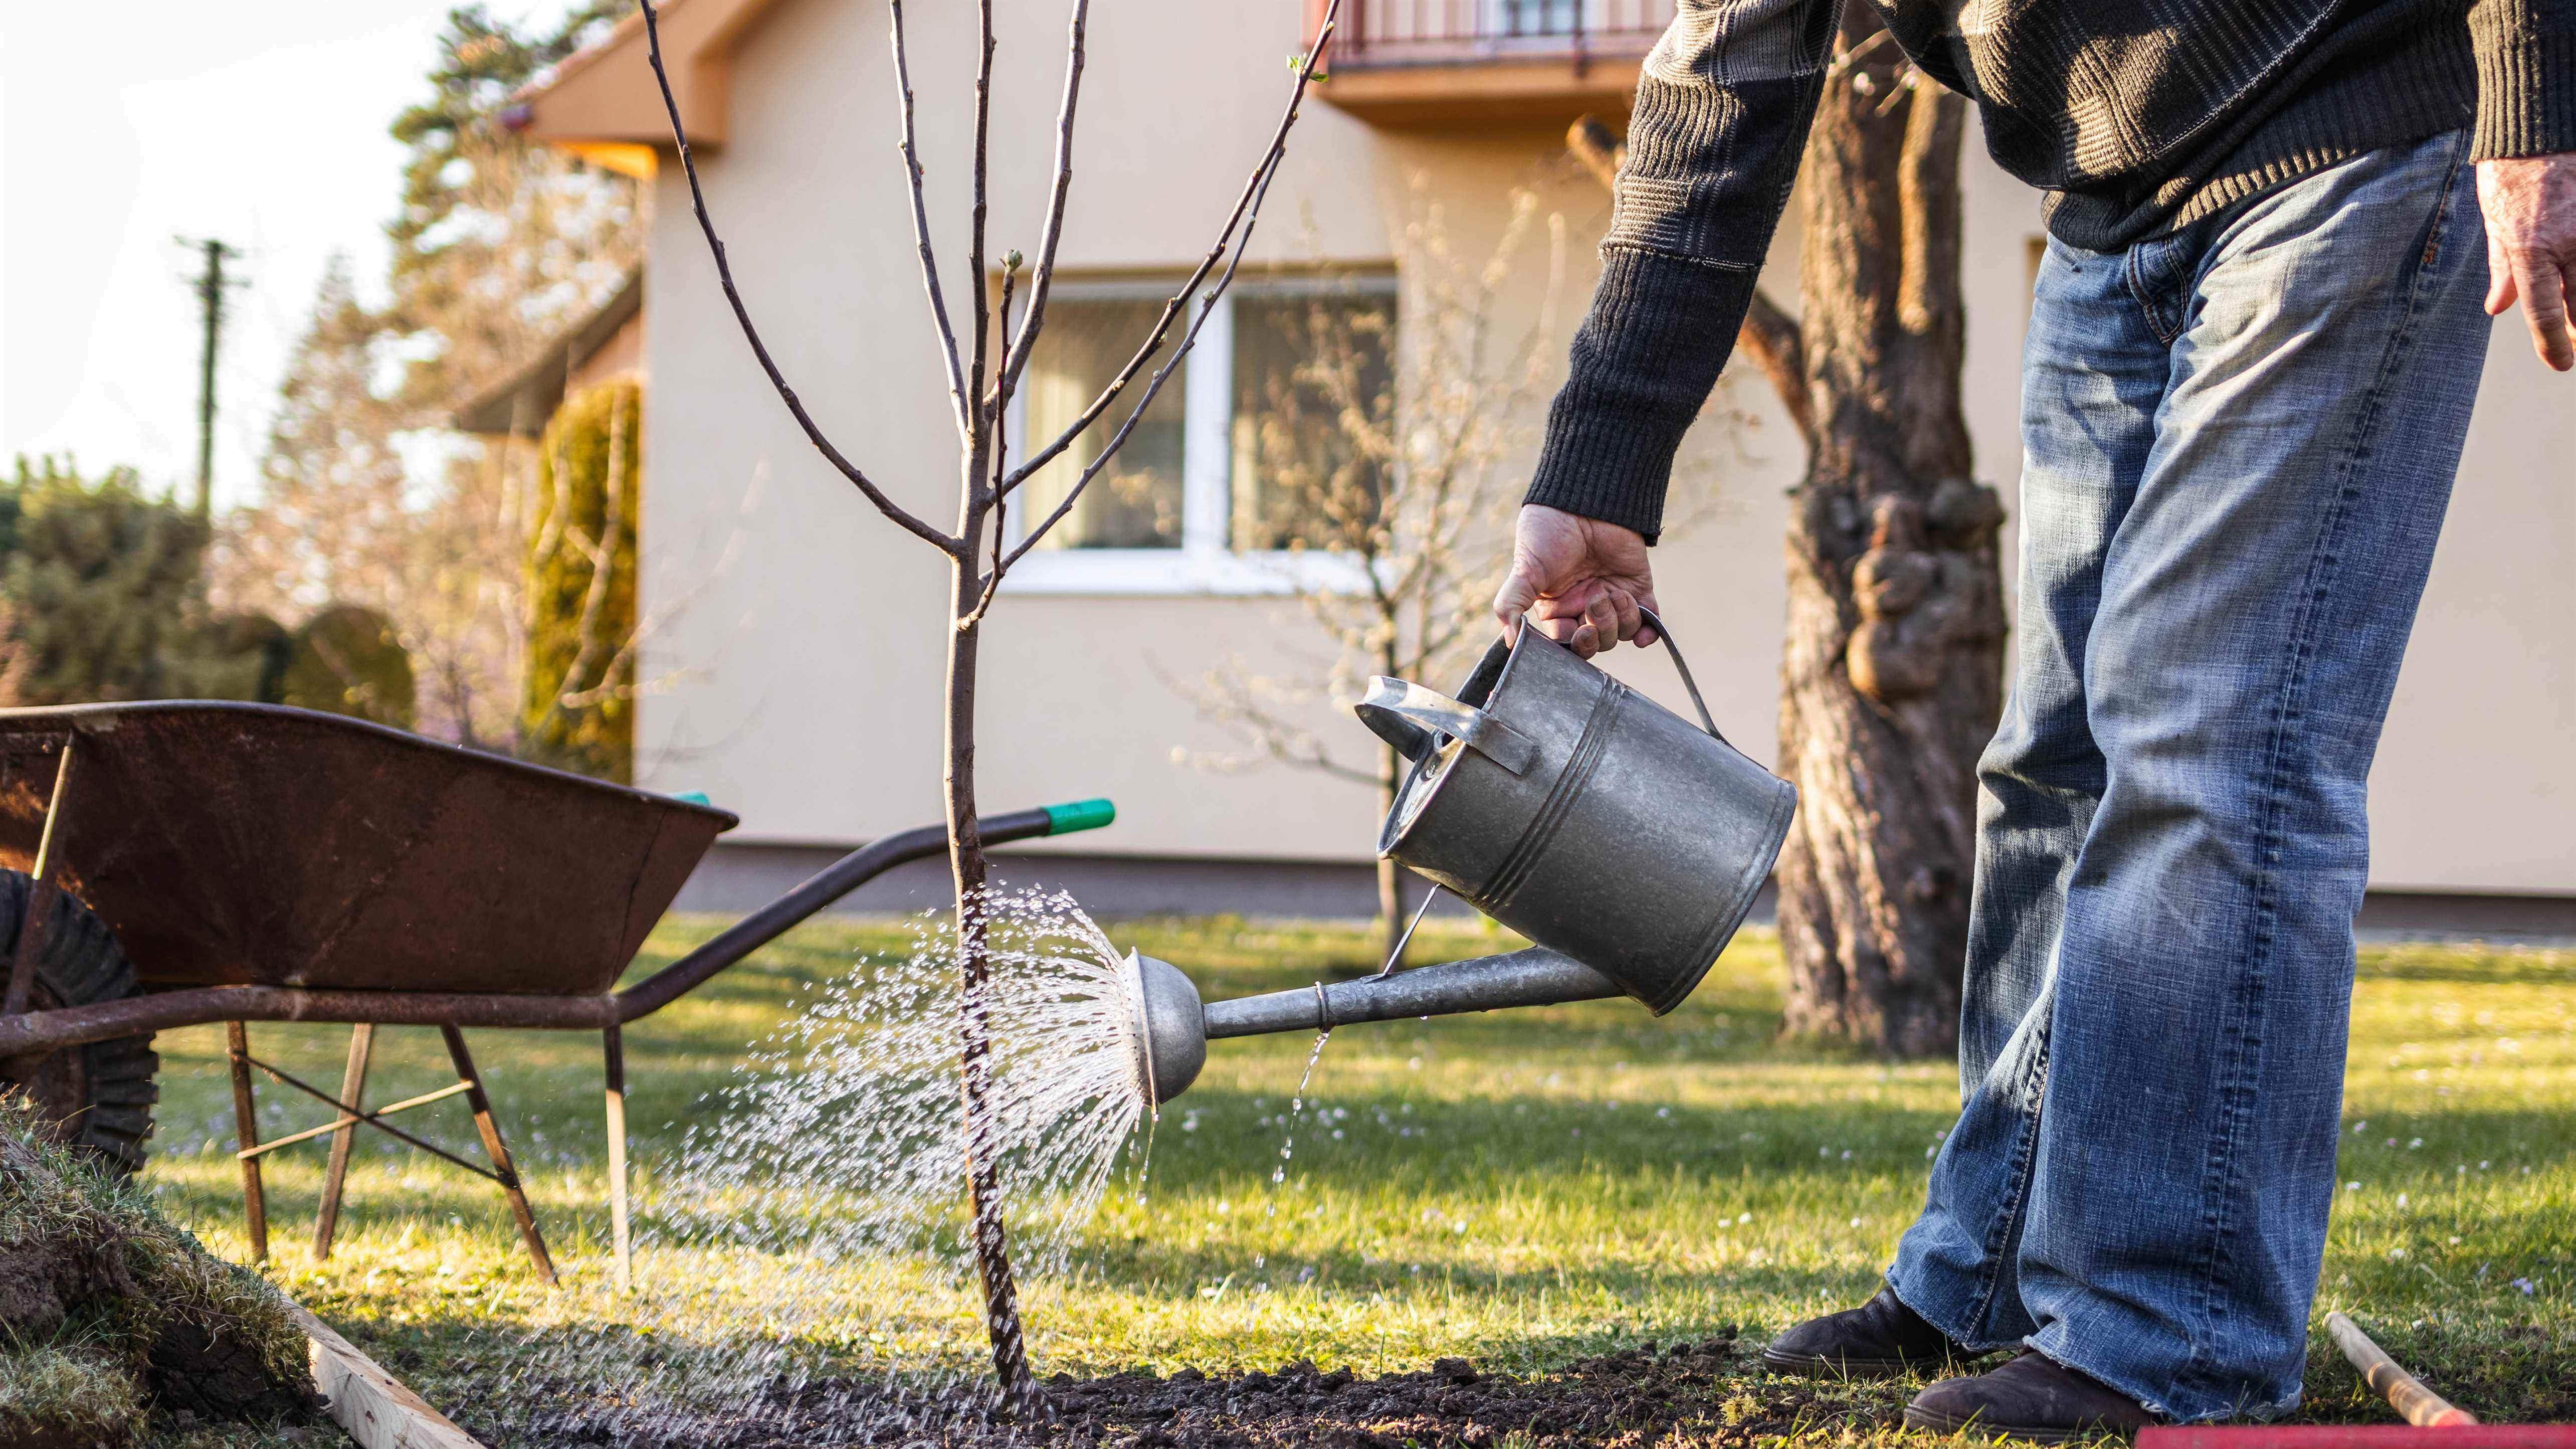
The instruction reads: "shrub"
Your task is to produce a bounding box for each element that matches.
[280,602,416,728]
[522,378,639,781]
[0,459,210,705]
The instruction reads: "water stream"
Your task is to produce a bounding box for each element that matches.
[1266,1030,1333,1218]
[477,886,1157,1444]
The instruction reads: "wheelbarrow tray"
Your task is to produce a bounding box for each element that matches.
[0,701,737,997]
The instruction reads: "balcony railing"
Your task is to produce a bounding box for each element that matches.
[1314,0,1676,70]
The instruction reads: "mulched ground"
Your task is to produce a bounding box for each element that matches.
[481,1336,1891,1448]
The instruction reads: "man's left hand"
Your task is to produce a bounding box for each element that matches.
[2479,153,2576,371]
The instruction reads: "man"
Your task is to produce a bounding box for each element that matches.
[1494,0,2573,1436]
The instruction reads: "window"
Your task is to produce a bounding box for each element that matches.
[1008,276,1398,595]
[1489,0,1584,36]
[1018,294,1191,551]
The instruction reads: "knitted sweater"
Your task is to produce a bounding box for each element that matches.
[1527,0,2576,543]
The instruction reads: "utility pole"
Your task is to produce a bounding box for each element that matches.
[180,238,243,521]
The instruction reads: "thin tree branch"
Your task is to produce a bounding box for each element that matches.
[1738,289,1813,440]
[998,0,1090,403]
[889,0,970,442]
[639,0,957,553]
[1568,112,1811,442]
[965,0,997,435]
[1564,113,1624,191]
[960,265,1019,629]
[1001,4,1342,501]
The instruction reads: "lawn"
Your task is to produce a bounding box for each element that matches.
[134,917,2573,1445]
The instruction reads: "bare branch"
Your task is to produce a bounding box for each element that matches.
[997,0,1090,403]
[1001,4,1343,502]
[1152,655,1382,788]
[1737,289,1812,440]
[965,0,997,431]
[960,264,1020,630]
[638,0,957,553]
[889,0,970,441]
[1566,114,1624,190]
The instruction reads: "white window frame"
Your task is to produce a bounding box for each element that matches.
[999,273,1398,598]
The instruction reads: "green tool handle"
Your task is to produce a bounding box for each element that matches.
[1042,798,1117,835]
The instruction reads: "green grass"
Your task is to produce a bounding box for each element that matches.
[135,919,2574,1443]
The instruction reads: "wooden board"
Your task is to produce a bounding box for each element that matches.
[285,1303,486,1449]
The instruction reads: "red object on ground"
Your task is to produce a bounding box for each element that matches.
[2142,1428,2576,1447]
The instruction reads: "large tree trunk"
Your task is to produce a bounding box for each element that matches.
[1772,14,2005,1056]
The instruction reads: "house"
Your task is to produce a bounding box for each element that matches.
[509,0,2576,933]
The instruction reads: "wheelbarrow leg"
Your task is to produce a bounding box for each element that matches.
[226,1021,268,1262]
[437,1025,556,1286]
[312,1023,374,1262]
[603,1024,631,1293]
[3,742,75,1019]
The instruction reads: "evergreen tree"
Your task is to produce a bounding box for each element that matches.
[216,4,644,749]
[0,459,212,705]
[385,3,640,412]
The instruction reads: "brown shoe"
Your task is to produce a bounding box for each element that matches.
[1903,1350,2160,1441]
[1760,1287,1983,1378]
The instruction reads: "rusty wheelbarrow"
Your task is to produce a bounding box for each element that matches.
[0,700,1114,1288]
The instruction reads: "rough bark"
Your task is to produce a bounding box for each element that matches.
[1772,14,2004,1056]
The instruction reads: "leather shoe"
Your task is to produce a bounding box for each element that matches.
[1904,1350,2161,1441]
[1760,1286,1981,1378]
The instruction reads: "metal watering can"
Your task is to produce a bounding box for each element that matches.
[1123,610,1797,1106]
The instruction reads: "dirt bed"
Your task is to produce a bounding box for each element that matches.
[480,1336,1892,1448]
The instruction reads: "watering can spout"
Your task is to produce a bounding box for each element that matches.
[1121,947,1619,1107]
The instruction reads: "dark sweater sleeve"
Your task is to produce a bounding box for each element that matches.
[1524,0,1838,543]
[2469,0,2576,157]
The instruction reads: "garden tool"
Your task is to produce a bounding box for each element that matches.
[1123,610,1796,1106]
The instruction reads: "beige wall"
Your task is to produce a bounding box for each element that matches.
[635,0,2575,897]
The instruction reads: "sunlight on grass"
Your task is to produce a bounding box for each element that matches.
[136,918,2574,1443]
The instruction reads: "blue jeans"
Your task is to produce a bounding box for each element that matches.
[1885,132,2491,1423]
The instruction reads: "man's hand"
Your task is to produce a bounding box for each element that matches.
[1492,504,1659,659]
[2479,154,2576,372]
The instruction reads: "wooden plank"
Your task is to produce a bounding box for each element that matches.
[285,1302,487,1449]
[2325,1311,2479,1427]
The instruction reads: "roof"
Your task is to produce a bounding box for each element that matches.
[499,0,792,164]
[451,267,646,437]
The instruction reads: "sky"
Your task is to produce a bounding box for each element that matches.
[0,2,592,511]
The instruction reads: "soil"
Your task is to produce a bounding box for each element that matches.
[477,1335,1890,1448]
[0,1123,319,1444]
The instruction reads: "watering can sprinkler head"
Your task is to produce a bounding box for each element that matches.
[1121,950,1209,1108]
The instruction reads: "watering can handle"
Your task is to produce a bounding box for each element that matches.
[1636,607,1733,749]
[1354,678,1540,776]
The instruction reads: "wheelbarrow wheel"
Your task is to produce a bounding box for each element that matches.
[0,869,157,1175]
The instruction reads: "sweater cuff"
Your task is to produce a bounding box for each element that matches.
[1524,246,1760,545]
[2471,31,2576,158]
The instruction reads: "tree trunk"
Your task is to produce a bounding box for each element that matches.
[1376,748,1410,964]
[1772,13,2006,1056]
[944,498,1038,1411]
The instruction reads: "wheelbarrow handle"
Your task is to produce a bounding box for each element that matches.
[614,798,1115,1022]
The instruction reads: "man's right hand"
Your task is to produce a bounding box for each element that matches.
[1491,504,1659,659]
